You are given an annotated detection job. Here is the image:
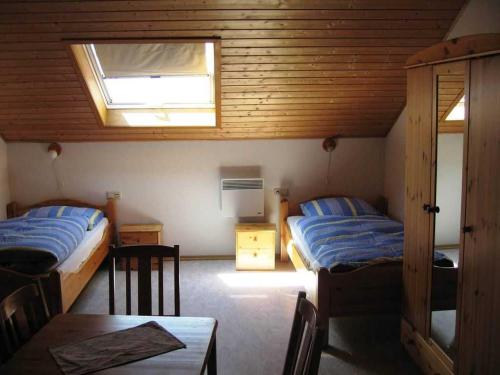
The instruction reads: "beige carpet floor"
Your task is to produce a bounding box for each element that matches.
[70,260,419,375]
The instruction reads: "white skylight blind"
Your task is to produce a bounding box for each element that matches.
[94,43,208,77]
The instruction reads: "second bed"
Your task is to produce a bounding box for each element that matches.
[0,199,115,315]
[280,196,457,346]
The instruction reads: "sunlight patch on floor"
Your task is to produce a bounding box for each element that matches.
[218,271,306,288]
[229,294,269,299]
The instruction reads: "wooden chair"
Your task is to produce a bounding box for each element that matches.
[0,283,50,363]
[283,291,324,375]
[108,244,180,316]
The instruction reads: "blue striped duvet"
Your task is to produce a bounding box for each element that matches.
[297,215,405,271]
[296,215,450,271]
[0,216,89,274]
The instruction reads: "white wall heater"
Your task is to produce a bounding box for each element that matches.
[220,178,264,217]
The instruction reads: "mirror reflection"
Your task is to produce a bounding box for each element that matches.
[430,70,465,361]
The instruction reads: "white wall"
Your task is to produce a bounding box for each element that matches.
[435,134,464,246]
[446,0,500,39]
[384,109,406,222]
[7,139,385,256]
[383,0,500,222]
[0,137,9,219]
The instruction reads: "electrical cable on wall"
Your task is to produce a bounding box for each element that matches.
[326,150,333,189]
[52,158,65,198]
[48,143,65,198]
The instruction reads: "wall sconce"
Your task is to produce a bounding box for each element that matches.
[48,143,62,160]
[322,136,337,152]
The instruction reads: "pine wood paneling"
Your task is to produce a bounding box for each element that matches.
[401,319,453,375]
[0,10,459,23]
[0,1,466,12]
[402,65,434,334]
[0,0,464,141]
[458,54,500,375]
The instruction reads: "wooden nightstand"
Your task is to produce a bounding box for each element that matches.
[119,224,163,270]
[235,223,276,270]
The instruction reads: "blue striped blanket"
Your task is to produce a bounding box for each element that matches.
[0,216,89,275]
[297,215,448,271]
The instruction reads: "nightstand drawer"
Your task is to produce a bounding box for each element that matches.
[236,247,275,270]
[119,224,163,270]
[120,231,159,245]
[237,231,274,250]
[235,223,276,270]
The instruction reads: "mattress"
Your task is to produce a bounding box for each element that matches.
[58,217,109,274]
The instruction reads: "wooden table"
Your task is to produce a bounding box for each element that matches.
[0,314,217,375]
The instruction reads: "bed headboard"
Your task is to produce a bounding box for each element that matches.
[6,198,117,225]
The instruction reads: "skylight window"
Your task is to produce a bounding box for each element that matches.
[85,42,215,109]
[445,96,465,121]
[70,40,220,127]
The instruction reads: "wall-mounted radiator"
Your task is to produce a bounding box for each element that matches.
[220,178,264,217]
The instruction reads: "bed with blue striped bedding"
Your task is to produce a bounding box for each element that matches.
[0,216,89,275]
[295,214,448,272]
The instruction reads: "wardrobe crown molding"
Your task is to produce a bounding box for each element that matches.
[406,33,500,68]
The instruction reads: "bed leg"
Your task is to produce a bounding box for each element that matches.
[321,315,330,348]
[318,268,330,348]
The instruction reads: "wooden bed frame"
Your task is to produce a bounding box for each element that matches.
[0,198,116,316]
[279,196,457,346]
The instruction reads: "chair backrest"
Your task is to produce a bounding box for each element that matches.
[0,283,50,363]
[283,291,324,375]
[108,244,180,316]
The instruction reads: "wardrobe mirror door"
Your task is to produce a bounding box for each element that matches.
[429,64,466,361]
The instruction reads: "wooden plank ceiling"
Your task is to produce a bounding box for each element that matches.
[0,0,465,142]
[438,74,464,133]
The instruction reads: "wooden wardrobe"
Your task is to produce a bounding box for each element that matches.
[401,34,500,375]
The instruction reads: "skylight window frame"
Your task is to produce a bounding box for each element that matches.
[85,43,112,105]
[84,42,216,110]
[66,38,221,129]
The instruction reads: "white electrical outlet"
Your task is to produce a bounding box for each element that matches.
[106,191,122,200]
[273,188,289,197]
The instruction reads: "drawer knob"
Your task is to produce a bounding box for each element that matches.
[253,252,257,257]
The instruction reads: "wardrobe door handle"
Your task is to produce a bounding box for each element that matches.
[423,204,440,214]
[462,225,473,233]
